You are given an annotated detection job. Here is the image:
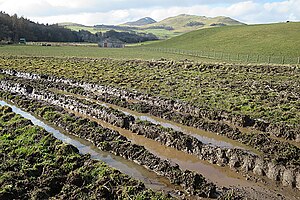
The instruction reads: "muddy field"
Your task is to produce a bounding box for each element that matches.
[0,105,169,199]
[0,56,299,199]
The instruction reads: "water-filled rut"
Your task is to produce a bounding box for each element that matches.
[64,101,300,200]
[1,71,300,199]
[69,108,250,188]
[0,100,177,193]
[2,95,292,199]
[103,100,256,152]
[64,92,257,153]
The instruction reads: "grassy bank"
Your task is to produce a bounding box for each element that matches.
[0,105,168,199]
[146,22,300,58]
[0,45,210,62]
[0,56,299,126]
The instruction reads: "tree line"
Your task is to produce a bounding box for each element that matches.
[0,12,80,43]
[0,12,158,44]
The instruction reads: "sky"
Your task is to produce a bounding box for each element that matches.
[0,0,299,25]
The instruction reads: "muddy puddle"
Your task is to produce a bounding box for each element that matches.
[69,109,300,200]
[0,100,179,193]
[2,82,300,199]
[62,91,258,153]
[110,104,254,150]
[69,108,253,187]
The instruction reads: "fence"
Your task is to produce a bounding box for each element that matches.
[140,47,300,65]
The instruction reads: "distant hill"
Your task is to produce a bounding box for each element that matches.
[57,22,86,27]
[146,22,300,57]
[123,17,156,26]
[60,14,245,39]
[141,14,244,32]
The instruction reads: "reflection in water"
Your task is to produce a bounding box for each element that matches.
[71,109,255,188]
[139,115,235,148]
[0,100,176,192]
[66,91,255,151]
[100,99,257,153]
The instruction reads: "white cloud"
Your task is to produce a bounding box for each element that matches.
[31,10,132,25]
[1,0,53,16]
[46,0,88,8]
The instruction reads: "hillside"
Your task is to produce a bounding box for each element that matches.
[123,17,156,26]
[141,14,244,32]
[57,22,101,34]
[60,14,244,39]
[146,22,300,57]
[57,22,86,27]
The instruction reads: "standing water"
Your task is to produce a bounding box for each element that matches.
[0,100,178,193]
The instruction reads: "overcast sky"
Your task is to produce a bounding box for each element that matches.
[0,0,299,25]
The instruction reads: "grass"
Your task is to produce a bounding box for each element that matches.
[146,22,300,58]
[136,29,180,39]
[67,25,179,39]
[141,15,243,33]
[66,25,101,34]
[0,57,299,126]
[125,40,162,47]
[64,15,244,39]
[2,22,298,65]
[66,25,126,34]
[0,105,169,199]
[0,45,212,62]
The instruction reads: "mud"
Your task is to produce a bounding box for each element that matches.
[0,77,299,192]
[0,92,218,198]
[0,100,180,194]
[1,63,299,143]
[0,106,171,200]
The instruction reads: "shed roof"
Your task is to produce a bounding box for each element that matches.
[101,37,124,44]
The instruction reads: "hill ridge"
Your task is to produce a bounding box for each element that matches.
[146,22,300,57]
[59,14,245,39]
[123,17,156,26]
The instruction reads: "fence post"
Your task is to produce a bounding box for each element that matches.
[268,56,271,64]
[246,54,249,62]
[237,53,240,61]
[298,57,300,64]
[256,55,259,63]
[282,56,285,65]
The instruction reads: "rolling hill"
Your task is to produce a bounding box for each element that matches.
[140,14,244,32]
[57,22,100,33]
[60,14,245,39]
[123,17,156,26]
[57,22,86,27]
[146,22,300,57]
[132,14,244,39]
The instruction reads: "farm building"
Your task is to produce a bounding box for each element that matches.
[19,38,26,44]
[98,38,124,48]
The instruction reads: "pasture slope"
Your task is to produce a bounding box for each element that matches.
[146,22,300,57]
[61,14,244,39]
[139,14,243,33]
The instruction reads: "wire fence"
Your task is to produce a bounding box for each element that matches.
[141,47,300,65]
